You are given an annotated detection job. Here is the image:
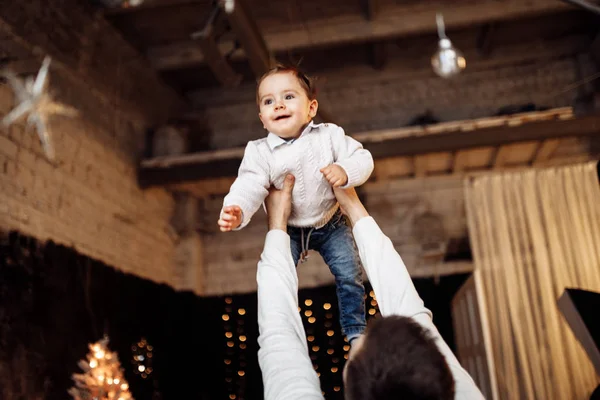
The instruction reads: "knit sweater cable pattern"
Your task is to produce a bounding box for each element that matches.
[222,122,374,229]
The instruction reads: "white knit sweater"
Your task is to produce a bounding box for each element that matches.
[222,121,374,229]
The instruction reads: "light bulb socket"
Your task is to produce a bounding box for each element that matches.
[438,38,452,49]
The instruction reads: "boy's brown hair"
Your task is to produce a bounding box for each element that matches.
[256,63,317,105]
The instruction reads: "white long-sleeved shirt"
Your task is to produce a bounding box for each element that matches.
[257,217,485,400]
[222,121,374,229]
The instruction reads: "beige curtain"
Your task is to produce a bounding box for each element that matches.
[464,161,600,400]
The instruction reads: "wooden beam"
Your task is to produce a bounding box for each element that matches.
[368,42,386,70]
[219,0,334,123]
[531,139,562,165]
[452,150,469,173]
[195,34,242,87]
[476,23,496,56]
[360,0,379,20]
[137,109,600,187]
[146,0,569,69]
[414,156,429,178]
[190,6,242,88]
[491,145,510,169]
[372,157,413,181]
[0,1,186,123]
[224,0,272,77]
[452,148,498,173]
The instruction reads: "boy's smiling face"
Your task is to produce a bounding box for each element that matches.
[258,71,318,139]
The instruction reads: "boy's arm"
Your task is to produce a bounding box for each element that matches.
[222,142,270,230]
[330,125,374,188]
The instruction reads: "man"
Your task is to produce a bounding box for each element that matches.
[256,174,485,399]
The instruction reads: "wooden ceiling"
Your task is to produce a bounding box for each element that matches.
[101,0,598,95]
[94,0,600,190]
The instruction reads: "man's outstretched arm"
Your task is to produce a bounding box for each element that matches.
[334,187,485,400]
[257,176,324,400]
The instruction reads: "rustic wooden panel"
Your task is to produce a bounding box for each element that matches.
[493,141,539,168]
[453,148,496,172]
[373,157,413,180]
[414,155,429,178]
[551,137,592,159]
[419,152,453,175]
[169,176,236,198]
[502,141,541,164]
[532,139,562,164]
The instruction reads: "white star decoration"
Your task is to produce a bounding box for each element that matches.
[1,56,78,161]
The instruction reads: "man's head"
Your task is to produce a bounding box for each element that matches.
[343,315,455,400]
[256,64,318,139]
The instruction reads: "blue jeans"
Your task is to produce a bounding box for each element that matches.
[288,210,366,341]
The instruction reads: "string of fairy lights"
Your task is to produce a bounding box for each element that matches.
[222,297,248,400]
[221,286,380,399]
[131,337,153,379]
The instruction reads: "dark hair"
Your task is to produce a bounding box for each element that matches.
[256,63,317,104]
[345,316,455,400]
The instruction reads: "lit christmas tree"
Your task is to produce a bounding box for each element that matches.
[68,336,134,400]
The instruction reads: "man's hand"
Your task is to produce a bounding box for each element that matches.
[218,205,243,232]
[333,187,369,227]
[265,174,295,231]
[320,164,348,187]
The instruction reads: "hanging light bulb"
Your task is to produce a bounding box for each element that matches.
[223,0,235,13]
[431,13,466,78]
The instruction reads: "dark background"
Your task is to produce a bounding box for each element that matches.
[0,231,469,400]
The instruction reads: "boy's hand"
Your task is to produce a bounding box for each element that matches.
[218,205,243,232]
[320,164,348,187]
